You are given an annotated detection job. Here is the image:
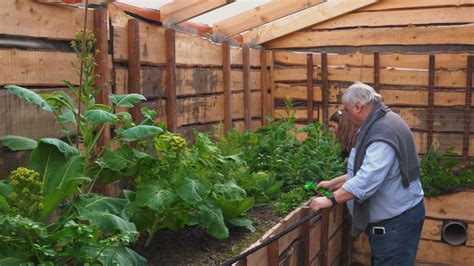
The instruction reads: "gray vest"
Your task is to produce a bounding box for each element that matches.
[351,101,421,236]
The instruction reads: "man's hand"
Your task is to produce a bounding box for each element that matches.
[317,180,333,191]
[309,196,333,211]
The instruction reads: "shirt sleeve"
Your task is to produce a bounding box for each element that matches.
[341,141,396,203]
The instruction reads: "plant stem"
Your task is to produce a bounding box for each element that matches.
[145,215,162,247]
[76,0,90,149]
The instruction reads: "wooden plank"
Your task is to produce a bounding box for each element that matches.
[374,52,380,93]
[424,190,474,222]
[266,24,474,48]
[0,88,64,139]
[127,19,141,124]
[0,150,30,180]
[212,0,324,36]
[274,66,469,88]
[0,49,77,86]
[309,220,322,262]
[421,218,442,241]
[362,0,474,11]
[328,206,344,239]
[307,54,314,123]
[222,41,232,133]
[413,131,474,156]
[321,53,328,124]
[0,0,93,40]
[160,0,234,24]
[320,208,330,266]
[243,45,251,131]
[115,67,262,98]
[327,227,342,266]
[230,47,261,67]
[261,50,268,125]
[113,22,166,65]
[93,8,110,142]
[268,238,279,266]
[278,208,303,256]
[302,207,311,266]
[233,119,262,133]
[165,29,177,132]
[427,55,436,148]
[463,56,474,159]
[268,51,275,119]
[311,6,474,30]
[416,239,474,265]
[274,51,474,70]
[158,92,261,127]
[243,0,378,44]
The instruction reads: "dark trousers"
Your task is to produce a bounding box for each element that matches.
[366,200,425,266]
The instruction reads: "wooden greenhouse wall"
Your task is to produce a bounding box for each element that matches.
[353,190,474,265]
[266,0,474,158]
[0,1,272,178]
[238,205,346,266]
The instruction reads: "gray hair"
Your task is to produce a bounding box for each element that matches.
[341,82,382,107]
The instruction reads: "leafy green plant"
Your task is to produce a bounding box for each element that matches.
[274,187,312,216]
[421,146,474,196]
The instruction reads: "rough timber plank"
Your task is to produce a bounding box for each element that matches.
[243,0,378,44]
[362,0,474,11]
[0,49,78,86]
[267,24,474,49]
[424,190,474,222]
[421,218,442,241]
[156,91,262,127]
[0,0,93,40]
[212,0,324,36]
[416,239,474,265]
[311,6,474,30]
[274,51,474,70]
[115,67,261,98]
[160,0,233,24]
[113,22,166,65]
[274,66,468,88]
[0,89,64,139]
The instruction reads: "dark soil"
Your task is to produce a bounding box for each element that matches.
[133,205,281,265]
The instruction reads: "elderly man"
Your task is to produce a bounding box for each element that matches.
[310,82,425,265]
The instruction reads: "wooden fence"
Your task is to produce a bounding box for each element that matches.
[272,50,474,158]
[0,1,272,177]
[236,204,346,266]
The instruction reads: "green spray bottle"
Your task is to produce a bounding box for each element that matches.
[303,181,332,197]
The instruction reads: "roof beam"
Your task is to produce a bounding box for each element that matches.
[243,0,378,44]
[212,0,324,37]
[160,0,235,24]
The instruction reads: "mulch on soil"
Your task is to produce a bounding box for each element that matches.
[133,205,282,265]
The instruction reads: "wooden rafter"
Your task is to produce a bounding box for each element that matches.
[243,0,378,44]
[160,0,235,24]
[212,0,324,37]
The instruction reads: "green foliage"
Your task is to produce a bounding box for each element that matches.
[274,187,313,216]
[0,214,145,265]
[0,135,37,151]
[421,146,474,196]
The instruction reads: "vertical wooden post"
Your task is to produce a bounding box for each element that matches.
[269,51,275,119]
[463,56,473,160]
[320,208,330,266]
[268,235,279,265]
[243,45,251,131]
[321,53,329,125]
[222,41,232,133]
[301,207,311,266]
[373,51,380,93]
[94,8,110,146]
[93,8,115,196]
[307,53,314,123]
[127,19,141,124]
[260,50,268,125]
[165,29,177,132]
[427,55,436,149]
[340,206,352,266]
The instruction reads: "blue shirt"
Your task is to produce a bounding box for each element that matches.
[342,141,424,223]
